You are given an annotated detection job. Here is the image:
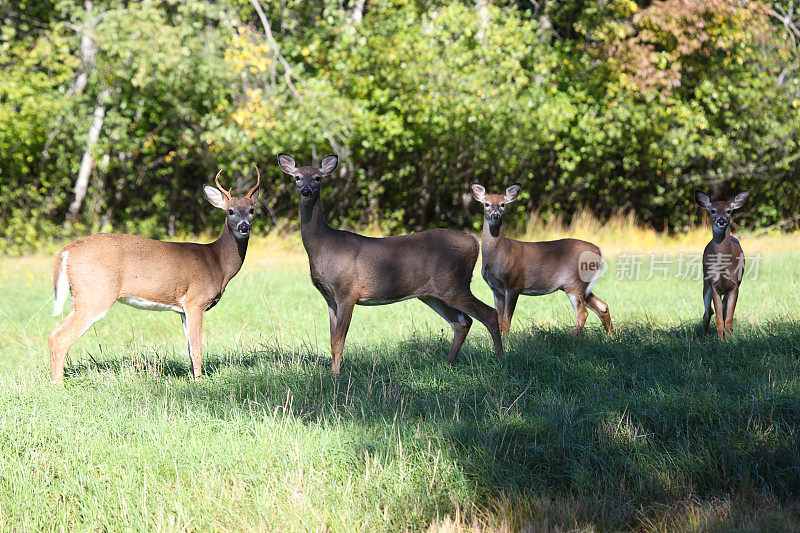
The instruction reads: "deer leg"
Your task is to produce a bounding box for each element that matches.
[702,283,713,337]
[444,294,503,359]
[492,290,506,334]
[724,289,739,335]
[586,293,613,334]
[329,299,355,373]
[503,290,520,335]
[711,290,725,340]
[182,307,205,380]
[419,296,473,364]
[48,302,113,384]
[567,292,589,335]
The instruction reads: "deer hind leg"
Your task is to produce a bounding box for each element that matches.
[723,289,739,335]
[419,296,473,364]
[702,283,713,337]
[48,300,114,384]
[328,299,355,374]
[567,292,589,336]
[443,293,503,359]
[586,293,613,334]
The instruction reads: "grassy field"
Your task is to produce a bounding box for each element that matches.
[0,227,798,531]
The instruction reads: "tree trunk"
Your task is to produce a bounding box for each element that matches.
[67,87,109,223]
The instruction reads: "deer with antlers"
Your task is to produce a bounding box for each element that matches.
[277,153,503,373]
[47,169,260,384]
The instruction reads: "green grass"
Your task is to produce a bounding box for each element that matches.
[0,240,798,531]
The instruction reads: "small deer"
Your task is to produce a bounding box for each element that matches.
[277,153,503,372]
[470,183,613,335]
[48,170,260,384]
[694,189,749,339]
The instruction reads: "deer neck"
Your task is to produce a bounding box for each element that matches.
[481,219,506,261]
[710,225,733,251]
[211,223,249,286]
[299,195,334,258]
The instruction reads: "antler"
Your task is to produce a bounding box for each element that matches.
[214,170,233,200]
[247,164,261,199]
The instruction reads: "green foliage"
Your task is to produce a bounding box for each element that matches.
[0,0,798,252]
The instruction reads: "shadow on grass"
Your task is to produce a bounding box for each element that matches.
[65,320,800,529]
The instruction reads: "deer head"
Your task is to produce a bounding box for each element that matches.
[277,153,339,202]
[203,168,260,238]
[470,183,521,227]
[694,189,749,234]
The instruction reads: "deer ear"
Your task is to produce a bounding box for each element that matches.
[319,154,339,176]
[505,183,521,203]
[470,183,485,203]
[694,190,711,209]
[729,189,749,210]
[203,184,227,209]
[277,153,298,175]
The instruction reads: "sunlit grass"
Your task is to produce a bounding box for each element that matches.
[0,229,798,531]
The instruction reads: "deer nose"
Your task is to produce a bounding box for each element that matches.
[300,186,312,197]
[490,212,501,221]
[237,222,251,233]
[716,217,727,226]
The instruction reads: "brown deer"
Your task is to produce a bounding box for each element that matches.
[470,183,613,336]
[277,153,503,372]
[694,189,749,339]
[48,170,260,384]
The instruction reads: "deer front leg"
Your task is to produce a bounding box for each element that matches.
[710,289,725,340]
[503,290,519,336]
[182,307,205,380]
[724,288,739,335]
[492,290,506,334]
[329,299,355,373]
[702,283,712,337]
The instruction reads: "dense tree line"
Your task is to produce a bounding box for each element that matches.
[1,0,798,252]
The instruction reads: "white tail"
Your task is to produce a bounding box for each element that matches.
[277,153,503,372]
[470,183,613,336]
[51,250,70,317]
[47,169,260,384]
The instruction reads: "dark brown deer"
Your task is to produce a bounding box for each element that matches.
[277,153,503,372]
[694,189,749,339]
[470,183,613,335]
[48,170,260,384]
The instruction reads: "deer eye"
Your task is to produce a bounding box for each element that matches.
[710,209,716,213]
[313,175,322,182]
[725,209,730,214]
[500,203,505,208]
[249,208,254,215]
[228,209,234,215]
[484,202,489,207]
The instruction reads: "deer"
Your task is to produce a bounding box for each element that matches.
[470,183,613,336]
[276,153,503,373]
[694,189,749,339]
[47,169,260,384]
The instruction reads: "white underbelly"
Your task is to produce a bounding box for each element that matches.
[118,296,182,313]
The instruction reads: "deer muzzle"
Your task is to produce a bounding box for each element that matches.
[300,186,313,198]
[237,222,251,234]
